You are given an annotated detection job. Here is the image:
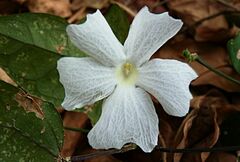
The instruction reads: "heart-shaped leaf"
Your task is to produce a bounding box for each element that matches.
[0,81,64,161]
[0,13,86,106]
[0,13,85,56]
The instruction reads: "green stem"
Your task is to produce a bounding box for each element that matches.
[182,49,240,86]
[196,57,240,85]
[64,126,89,133]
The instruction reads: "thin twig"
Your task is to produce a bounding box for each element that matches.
[181,10,240,33]
[217,0,240,11]
[69,144,136,161]
[68,8,86,23]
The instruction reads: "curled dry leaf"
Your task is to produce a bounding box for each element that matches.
[173,105,219,162]
[154,104,185,162]
[153,37,240,92]
[61,111,89,157]
[191,89,240,116]
[0,68,16,86]
[206,152,237,162]
[170,89,240,162]
[168,0,238,42]
[27,0,72,17]
[158,118,176,162]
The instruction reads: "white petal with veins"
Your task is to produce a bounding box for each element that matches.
[67,10,126,67]
[57,57,117,110]
[137,59,197,117]
[124,7,183,66]
[87,86,159,152]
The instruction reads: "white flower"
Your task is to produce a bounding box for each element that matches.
[57,7,197,152]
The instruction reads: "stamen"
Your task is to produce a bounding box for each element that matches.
[122,63,133,77]
[115,62,138,86]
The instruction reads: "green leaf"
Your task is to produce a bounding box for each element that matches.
[227,33,240,74]
[0,36,64,106]
[0,13,86,106]
[0,81,64,162]
[105,4,130,44]
[0,13,85,56]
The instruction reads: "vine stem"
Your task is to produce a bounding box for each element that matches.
[182,49,240,86]
[197,57,240,85]
[62,145,240,162]
[63,126,89,133]
[180,10,240,34]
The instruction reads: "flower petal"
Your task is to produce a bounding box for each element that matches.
[124,7,183,66]
[57,57,116,110]
[67,10,126,66]
[137,59,197,117]
[87,86,159,152]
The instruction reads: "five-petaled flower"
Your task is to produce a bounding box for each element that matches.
[57,7,197,152]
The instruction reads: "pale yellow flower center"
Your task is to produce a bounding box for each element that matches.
[116,62,138,86]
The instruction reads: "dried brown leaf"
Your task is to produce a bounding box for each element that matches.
[71,0,109,10]
[0,68,16,86]
[173,105,219,162]
[27,0,72,17]
[206,152,237,162]
[168,0,238,42]
[61,111,89,157]
[191,89,240,119]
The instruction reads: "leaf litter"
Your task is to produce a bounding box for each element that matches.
[1,0,240,162]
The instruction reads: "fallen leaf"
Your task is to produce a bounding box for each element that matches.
[0,68,16,86]
[206,152,237,162]
[61,111,89,157]
[154,103,185,162]
[71,0,109,11]
[173,104,219,162]
[168,0,238,42]
[27,0,72,17]
[170,88,240,162]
